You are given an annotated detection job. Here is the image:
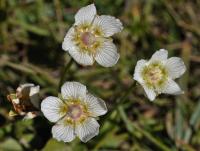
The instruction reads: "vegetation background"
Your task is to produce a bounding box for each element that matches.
[0,0,200,150]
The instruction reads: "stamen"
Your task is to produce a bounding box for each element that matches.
[72,23,103,55]
[63,100,89,124]
[142,62,168,88]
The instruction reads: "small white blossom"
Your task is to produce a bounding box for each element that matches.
[62,4,123,67]
[41,82,107,143]
[7,83,40,119]
[133,49,186,101]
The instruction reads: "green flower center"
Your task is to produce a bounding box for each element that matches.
[142,62,168,89]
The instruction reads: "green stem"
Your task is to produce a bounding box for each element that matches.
[134,124,172,151]
[3,61,57,86]
[118,106,172,151]
[58,58,73,89]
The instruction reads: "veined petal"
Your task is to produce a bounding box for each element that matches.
[165,57,186,79]
[75,4,96,25]
[133,59,147,83]
[62,27,75,52]
[67,45,94,66]
[84,94,107,117]
[93,15,123,37]
[95,40,119,67]
[61,82,87,100]
[41,96,65,123]
[161,79,183,95]
[75,117,99,143]
[142,85,156,101]
[52,122,75,142]
[150,49,168,62]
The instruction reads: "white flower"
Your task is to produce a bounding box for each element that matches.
[62,4,123,67]
[41,82,107,143]
[7,83,40,119]
[133,49,186,101]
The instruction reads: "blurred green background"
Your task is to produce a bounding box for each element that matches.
[0,0,200,150]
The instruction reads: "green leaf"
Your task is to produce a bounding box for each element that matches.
[42,139,71,151]
[190,100,200,129]
[183,100,200,142]
[0,138,23,151]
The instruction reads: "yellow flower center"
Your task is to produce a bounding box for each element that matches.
[147,67,163,84]
[81,32,96,46]
[72,23,103,55]
[59,99,90,125]
[142,62,168,89]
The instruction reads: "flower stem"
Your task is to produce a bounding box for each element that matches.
[58,58,73,90]
[118,106,172,151]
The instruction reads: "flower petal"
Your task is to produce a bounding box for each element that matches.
[75,4,96,25]
[150,49,168,62]
[61,82,87,100]
[75,117,99,143]
[161,79,183,95]
[16,83,34,99]
[17,83,34,91]
[52,122,75,142]
[93,15,123,37]
[62,21,95,67]
[84,94,107,117]
[29,85,40,109]
[67,44,94,66]
[133,59,147,83]
[41,96,65,123]
[62,27,75,52]
[23,111,39,120]
[165,57,186,79]
[142,85,156,101]
[95,40,119,67]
